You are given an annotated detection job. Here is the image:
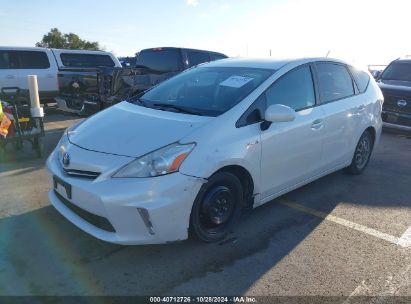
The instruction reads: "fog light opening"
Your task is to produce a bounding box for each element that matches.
[137,208,155,235]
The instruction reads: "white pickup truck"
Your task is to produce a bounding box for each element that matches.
[0,46,121,104]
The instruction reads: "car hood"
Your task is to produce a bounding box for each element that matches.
[68,101,212,157]
[378,80,411,97]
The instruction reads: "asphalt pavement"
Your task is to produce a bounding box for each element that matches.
[0,111,410,301]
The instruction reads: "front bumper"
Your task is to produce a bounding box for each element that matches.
[382,110,411,131]
[46,149,204,245]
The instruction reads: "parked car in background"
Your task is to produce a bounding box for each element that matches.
[0,47,121,107]
[131,47,228,92]
[47,57,382,245]
[57,47,228,115]
[376,57,411,131]
[0,46,59,104]
[118,56,137,67]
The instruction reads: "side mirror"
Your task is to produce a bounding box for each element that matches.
[264,104,296,123]
[371,70,381,79]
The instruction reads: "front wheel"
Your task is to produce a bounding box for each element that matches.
[190,172,244,242]
[346,130,374,175]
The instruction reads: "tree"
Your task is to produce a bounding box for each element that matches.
[36,28,101,50]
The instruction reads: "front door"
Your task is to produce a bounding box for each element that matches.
[259,64,325,201]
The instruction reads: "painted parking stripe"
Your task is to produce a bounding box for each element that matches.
[398,226,411,247]
[279,199,409,248]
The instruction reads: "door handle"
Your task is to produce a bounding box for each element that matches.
[6,75,16,79]
[311,119,324,130]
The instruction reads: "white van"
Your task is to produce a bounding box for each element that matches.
[0,47,121,103]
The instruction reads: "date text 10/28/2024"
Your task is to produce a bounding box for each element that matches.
[150,297,257,303]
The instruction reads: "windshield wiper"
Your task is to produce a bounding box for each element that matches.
[129,97,148,107]
[153,103,203,116]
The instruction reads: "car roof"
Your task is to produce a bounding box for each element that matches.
[0,46,114,56]
[203,57,348,70]
[0,46,48,51]
[139,47,227,56]
[394,56,411,63]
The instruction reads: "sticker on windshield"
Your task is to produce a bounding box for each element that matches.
[219,76,254,88]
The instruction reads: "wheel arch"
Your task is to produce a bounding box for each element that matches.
[211,165,255,210]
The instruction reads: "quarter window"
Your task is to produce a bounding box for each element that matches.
[265,65,315,111]
[349,66,370,93]
[316,63,354,103]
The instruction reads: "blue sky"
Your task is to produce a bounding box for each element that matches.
[1,0,411,66]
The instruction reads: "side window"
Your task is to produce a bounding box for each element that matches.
[349,66,370,93]
[265,65,315,111]
[187,51,211,67]
[136,49,181,72]
[0,51,10,69]
[60,53,114,68]
[316,63,354,103]
[16,51,50,69]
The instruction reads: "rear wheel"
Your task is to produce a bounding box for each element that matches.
[346,130,374,175]
[190,172,243,242]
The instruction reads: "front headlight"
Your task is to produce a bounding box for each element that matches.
[112,143,195,178]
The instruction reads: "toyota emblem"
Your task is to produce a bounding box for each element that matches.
[62,152,70,167]
[397,99,407,107]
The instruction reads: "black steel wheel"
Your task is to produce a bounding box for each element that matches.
[190,172,243,242]
[346,130,374,175]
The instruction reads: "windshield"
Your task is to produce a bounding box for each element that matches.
[380,62,411,82]
[131,67,274,116]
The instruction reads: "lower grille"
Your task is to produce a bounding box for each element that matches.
[383,95,411,114]
[63,169,100,179]
[54,190,115,232]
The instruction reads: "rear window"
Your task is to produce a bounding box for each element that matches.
[187,50,210,67]
[349,66,370,93]
[60,53,115,68]
[136,49,181,72]
[0,51,50,69]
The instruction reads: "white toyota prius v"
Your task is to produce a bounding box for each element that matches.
[47,57,383,244]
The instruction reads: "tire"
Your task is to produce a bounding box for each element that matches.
[346,130,374,175]
[190,172,244,242]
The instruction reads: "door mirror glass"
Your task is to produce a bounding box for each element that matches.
[264,104,296,122]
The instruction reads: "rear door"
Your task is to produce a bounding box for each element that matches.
[314,62,359,170]
[0,50,19,90]
[259,64,325,200]
[14,50,57,92]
